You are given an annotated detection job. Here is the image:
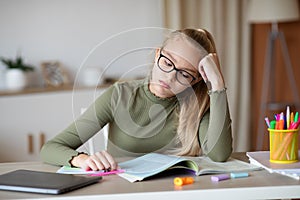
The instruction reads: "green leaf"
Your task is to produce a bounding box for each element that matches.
[0,55,35,72]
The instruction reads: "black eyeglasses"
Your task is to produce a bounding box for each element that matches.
[157,50,197,86]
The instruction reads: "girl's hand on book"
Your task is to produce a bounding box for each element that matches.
[71,150,118,171]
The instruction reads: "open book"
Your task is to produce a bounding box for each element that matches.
[118,153,261,182]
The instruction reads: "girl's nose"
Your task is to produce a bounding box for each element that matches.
[165,70,177,82]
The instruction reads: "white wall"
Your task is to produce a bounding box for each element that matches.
[0,0,165,87]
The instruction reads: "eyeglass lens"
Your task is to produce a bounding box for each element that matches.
[157,54,195,85]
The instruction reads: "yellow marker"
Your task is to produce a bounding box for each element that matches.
[291,112,294,124]
[173,177,194,186]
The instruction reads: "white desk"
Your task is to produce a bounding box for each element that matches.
[0,153,300,200]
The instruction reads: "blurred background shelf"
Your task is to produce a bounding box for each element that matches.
[0,83,111,97]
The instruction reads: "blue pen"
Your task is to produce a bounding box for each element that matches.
[230,172,249,178]
[283,115,287,130]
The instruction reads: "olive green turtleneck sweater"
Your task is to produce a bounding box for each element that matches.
[40,78,232,166]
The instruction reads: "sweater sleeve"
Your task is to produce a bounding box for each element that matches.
[40,86,115,166]
[198,90,233,162]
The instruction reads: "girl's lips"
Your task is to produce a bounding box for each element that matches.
[159,80,170,89]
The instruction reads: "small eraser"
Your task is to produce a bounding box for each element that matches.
[173,177,194,186]
[211,174,230,182]
[230,172,249,178]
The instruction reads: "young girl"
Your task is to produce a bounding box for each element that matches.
[40,28,232,171]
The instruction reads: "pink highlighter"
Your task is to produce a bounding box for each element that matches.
[89,169,125,177]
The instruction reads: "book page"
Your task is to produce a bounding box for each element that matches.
[169,160,199,172]
[118,153,261,182]
[119,153,186,174]
[56,166,101,174]
[189,156,261,175]
[118,153,191,182]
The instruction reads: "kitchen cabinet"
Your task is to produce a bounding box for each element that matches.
[0,87,107,162]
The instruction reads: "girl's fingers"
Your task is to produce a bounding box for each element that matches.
[90,154,106,170]
[85,157,101,171]
[198,66,208,82]
[94,151,111,170]
[211,53,221,70]
[79,162,91,171]
[78,151,118,171]
[101,151,118,170]
[198,53,224,91]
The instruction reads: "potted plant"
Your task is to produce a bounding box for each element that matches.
[1,55,35,90]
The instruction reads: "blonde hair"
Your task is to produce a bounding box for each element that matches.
[163,29,217,156]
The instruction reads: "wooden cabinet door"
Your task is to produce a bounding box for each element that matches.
[0,89,105,162]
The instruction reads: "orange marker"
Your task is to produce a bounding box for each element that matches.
[173,177,194,186]
[278,120,284,130]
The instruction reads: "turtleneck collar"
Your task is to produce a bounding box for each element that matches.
[142,77,178,105]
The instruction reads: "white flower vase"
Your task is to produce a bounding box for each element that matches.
[5,69,27,90]
[0,70,6,90]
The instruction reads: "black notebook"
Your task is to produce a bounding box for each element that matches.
[0,169,102,194]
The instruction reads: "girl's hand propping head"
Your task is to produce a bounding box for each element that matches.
[198,53,225,91]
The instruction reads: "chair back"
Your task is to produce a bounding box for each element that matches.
[77,108,109,154]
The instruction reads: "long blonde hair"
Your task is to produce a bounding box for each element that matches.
[163,29,217,156]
